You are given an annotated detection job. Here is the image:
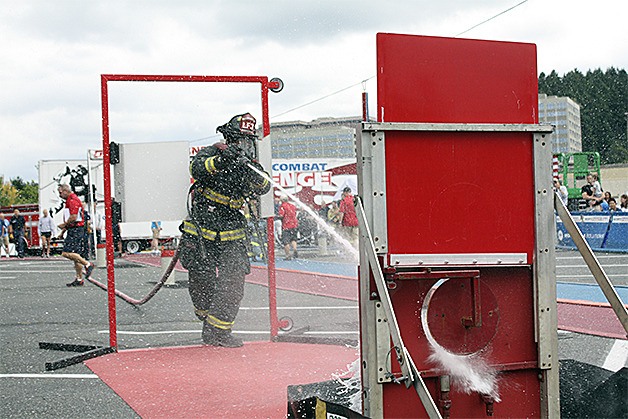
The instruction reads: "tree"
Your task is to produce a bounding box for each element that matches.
[0,176,39,206]
[539,67,628,164]
[0,177,19,207]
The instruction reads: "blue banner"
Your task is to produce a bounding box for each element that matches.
[556,212,628,252]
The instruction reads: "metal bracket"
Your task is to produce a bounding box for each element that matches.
[356,199,442,419]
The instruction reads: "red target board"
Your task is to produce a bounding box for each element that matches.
[357,34,558,418]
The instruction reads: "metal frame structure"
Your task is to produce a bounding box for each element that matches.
[100,74,282,349]
[357,121,559,418]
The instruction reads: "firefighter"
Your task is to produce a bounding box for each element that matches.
[179,113,271,347]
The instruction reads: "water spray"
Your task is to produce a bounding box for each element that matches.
[246,162,359,261]
[421,278,501,402]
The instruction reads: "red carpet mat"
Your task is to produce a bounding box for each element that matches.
[558,299,627,340]
[247,266,358,301]
[124,253,359,301]
[85,341,358,418]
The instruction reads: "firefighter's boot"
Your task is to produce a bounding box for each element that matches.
[202,322,243,348]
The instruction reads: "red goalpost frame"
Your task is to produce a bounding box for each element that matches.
[100,74,282,349]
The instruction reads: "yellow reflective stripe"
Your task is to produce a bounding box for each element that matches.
[204,156,219,174]
[206,314,233,330]
[195,309,209,318]
[182,221,244,242]
[254,177,270,189]
[201,188,244,209]
[182,221,217,241]
[219,229,246,241]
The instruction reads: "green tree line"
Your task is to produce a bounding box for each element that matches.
[0,176,39,207]
[538,67,628,164]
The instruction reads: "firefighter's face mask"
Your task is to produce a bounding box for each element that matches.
[227,135,257,160]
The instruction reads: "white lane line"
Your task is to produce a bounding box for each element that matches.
[0,270,76,273]
[97,330,198,335]
[556,264,628,269]
[98,329,357,335]
[557,255,628,260]
[602,339,628,372]
[0,276,17,279]
[557,274,628,280]
[0,374,98,379]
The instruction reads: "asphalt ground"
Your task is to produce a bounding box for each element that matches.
[1,248,626,418]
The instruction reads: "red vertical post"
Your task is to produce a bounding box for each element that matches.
[362,91,369,122]
[101,75,118,349]
[261,79,279,339]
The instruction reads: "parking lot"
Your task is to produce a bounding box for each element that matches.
[1,250,626,417]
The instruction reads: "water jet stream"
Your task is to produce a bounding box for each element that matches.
[247,163,359,261]
[421,278,501,401]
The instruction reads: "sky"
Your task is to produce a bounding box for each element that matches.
[1,0,627,182]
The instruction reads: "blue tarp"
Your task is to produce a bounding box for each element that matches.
[557,212,628,253]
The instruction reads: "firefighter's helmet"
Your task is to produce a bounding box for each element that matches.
[216,113,258,160]
[216,113,257,143]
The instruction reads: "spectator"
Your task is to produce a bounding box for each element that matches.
[150,220,162,254]
[599,190,612,211]
[82,202,93,260]
[9,209,26,258]
[38,208,56,258]
[57,184,94,287]
[338,187,359,247]
[111,198,123,256]
[327,201,342,225]
[603,191,611,202]
[94,209,104,244]
[591,174,603,199]
[0,213,10,258]
[620,194,628,212]
[608,198,619,212]
[554,178,568,206]
[581,174,601,211]
[278,195,299,260]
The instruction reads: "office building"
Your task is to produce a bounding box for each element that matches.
[538,94,582,154]
[269,117,360,159]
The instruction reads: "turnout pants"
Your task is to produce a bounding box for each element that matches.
[180,235,251,333]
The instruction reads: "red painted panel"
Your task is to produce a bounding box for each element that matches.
[382,268,540,417]
[384,131,536,258]
[377,33,538,124]
[373,34,541,417]
[383,370,541,418]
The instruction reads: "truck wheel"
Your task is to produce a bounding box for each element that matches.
[125,240,140,254]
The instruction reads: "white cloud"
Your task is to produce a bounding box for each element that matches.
[1,0,627,181]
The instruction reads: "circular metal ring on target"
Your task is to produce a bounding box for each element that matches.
[420,277,500,356]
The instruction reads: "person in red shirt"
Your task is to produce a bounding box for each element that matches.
[57,184,94,287]
[338,187,359,248]
[278,195,299,260]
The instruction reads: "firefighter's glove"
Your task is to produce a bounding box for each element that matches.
[218,146,246,169]
[246,161,268,185]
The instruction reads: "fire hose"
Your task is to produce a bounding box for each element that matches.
[85,245,181,306]
[84,162,263,307]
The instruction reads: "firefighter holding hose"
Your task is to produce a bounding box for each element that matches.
[179,113,270,347]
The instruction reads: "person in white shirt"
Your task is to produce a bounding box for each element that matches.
[554,178,568,207]
[38,208,56,258]
[0,213,10,257]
